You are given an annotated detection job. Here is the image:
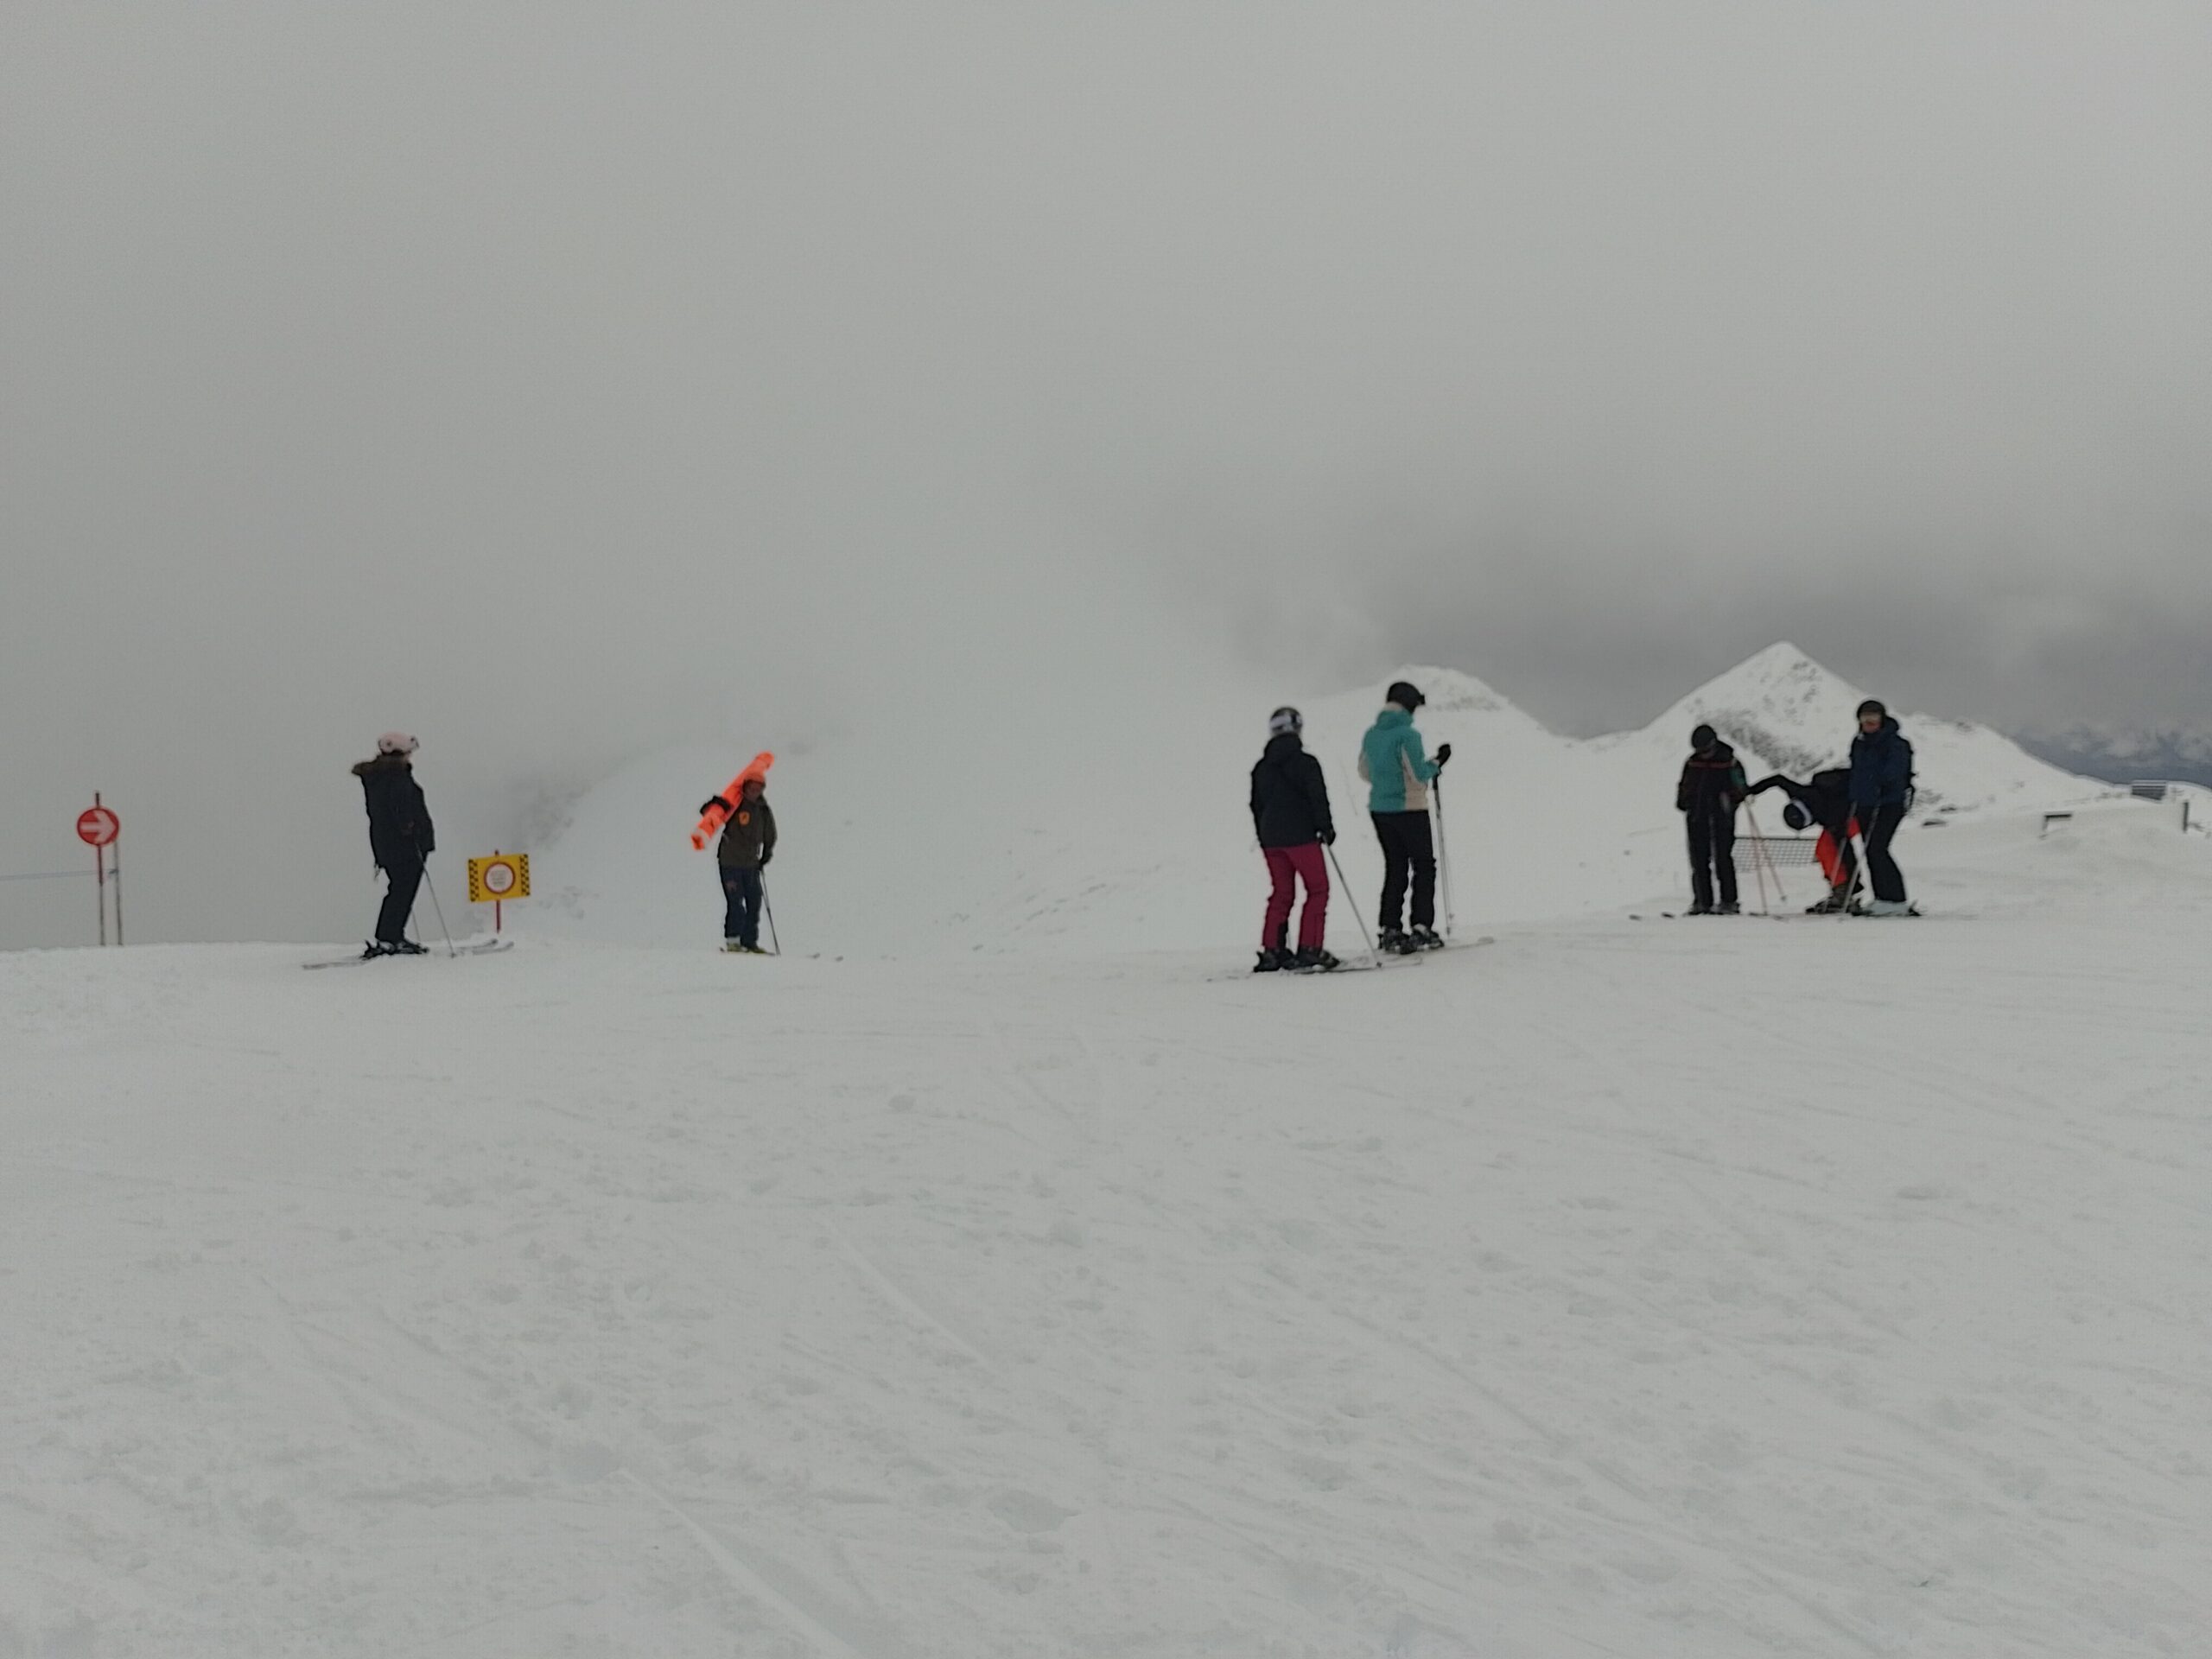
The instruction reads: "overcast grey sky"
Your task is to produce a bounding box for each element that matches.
[5,3,2209,943]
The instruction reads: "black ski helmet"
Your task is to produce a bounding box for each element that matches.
[1386,680,1425,711]
[1782,800,1812,831]
[1856,699,1887,720]
[1690,723,1718,751]
[1268,706,1303,736]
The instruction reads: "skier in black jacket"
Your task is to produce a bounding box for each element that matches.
[1249,707,1339,973]
[1675,725,1747,914]
[1849,700,1916,914]
[353,733,435,957]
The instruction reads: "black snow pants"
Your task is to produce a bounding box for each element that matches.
[1862,801,1908,903]
[376,855,423,945]
[1370,810,1436,931]
[1687,805,1738,910]
[721,866,764,948]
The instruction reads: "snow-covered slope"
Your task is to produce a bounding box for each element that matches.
[519,646,2101,956]
[8,804,2211,1656]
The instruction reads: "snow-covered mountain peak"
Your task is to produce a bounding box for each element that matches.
[1648,642,1871,777]
[1638,643,2095,812]
[1340,664,1549,729]
[1406,665,1516,716]
[1670,640,1866,721]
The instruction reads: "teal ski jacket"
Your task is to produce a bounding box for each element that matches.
[1358,708,1440,813]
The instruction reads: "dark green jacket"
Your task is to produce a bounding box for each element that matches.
[716,798,777,869]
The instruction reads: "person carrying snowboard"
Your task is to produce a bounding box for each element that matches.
[1748,767,1859,912]
[353,732,435,957]
[1358,681,1450,953]
[702,774,777,951]
[1676,724,1748,914]
[1249,706,1340,973]
[1849,699,1915,916]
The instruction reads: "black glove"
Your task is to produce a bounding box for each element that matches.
[1321,830,1337,847]
[1434,743,1452,766]
[760,851,772,868]
[700,796,733,818]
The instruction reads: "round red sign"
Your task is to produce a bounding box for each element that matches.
[77,807,119,848]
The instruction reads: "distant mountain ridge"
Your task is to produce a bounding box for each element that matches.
[2016,726,2212,790]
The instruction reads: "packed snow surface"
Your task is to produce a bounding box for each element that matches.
[7,802,2210,1656]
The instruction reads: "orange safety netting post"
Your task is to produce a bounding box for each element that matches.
[690,752,775,849]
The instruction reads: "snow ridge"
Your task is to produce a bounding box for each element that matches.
[524,645,2103,954]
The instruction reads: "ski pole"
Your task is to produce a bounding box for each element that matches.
[1738,802,1770,916]
[761,876,780,956]
[1432,774,1455,938]
[1840,810,1873,920]
[1324,843,1377,963]
[1740,798,1787,912]
[1757,811,1791,907]
[415,844,457,957]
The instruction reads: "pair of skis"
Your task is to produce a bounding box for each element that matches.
[303,939,514,970]
[1211,934,1493,982]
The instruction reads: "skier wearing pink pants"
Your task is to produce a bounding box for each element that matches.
[1249,707,1340,973]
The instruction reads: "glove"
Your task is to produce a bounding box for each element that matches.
[1321,830,1337,846]
[760,851,772,868]
[1434,743,1452,766]
[700,796,732,818]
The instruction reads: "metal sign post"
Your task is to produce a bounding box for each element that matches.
[77,798,121,946]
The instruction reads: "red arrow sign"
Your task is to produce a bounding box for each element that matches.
[77,807,119,848]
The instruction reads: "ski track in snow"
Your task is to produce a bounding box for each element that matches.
[3,805,2211,1656]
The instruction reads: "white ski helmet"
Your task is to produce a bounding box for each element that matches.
[1268,706,1303,736]
[375,732,419,756]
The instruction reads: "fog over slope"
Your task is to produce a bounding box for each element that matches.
[5,4,2209,947]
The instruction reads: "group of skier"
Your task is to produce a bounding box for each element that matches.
[1245,683,1917,972]
[347,683,1916,962]
[1675,699,1916,917]
[1248,680,1452,974]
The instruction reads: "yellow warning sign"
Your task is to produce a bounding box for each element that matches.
[467,854,531,903]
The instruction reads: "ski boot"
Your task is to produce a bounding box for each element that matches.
[1292,946,1342,973]
[1805,889,1849,914]
[1409,925,1446,950]
[1686,900,1714,916]
[1252,948,1287,974]
[1713,901,1741,916]
[1379,926,1417,956]
[1866,899,1917,918]
[359,941,394,961]
[388,939,428,956]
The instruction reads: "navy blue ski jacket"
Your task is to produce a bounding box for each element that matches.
[1848,718,1914,814]
[353,753,435,871]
